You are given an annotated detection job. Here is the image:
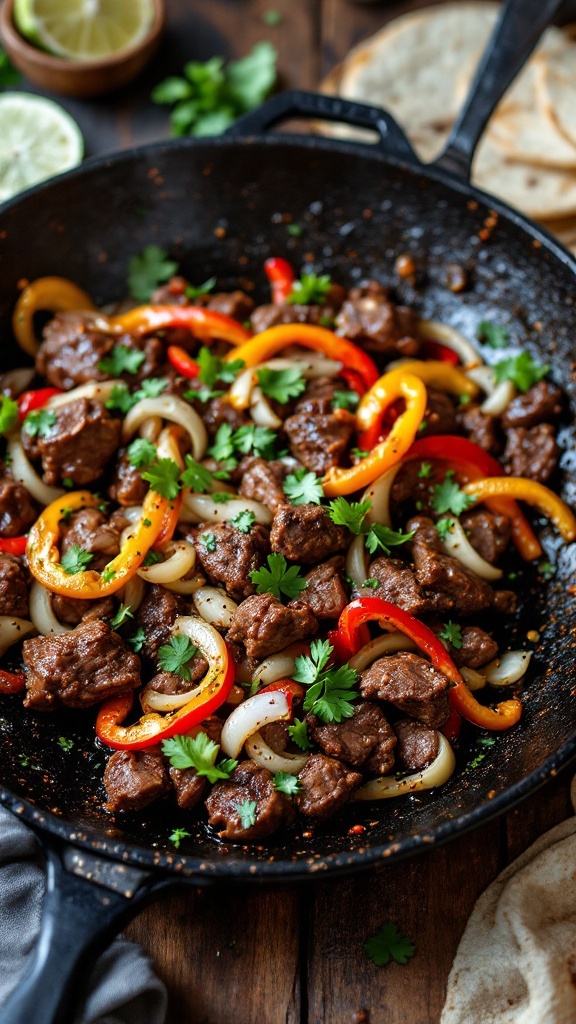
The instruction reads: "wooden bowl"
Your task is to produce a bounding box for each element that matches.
[0,0,166,98]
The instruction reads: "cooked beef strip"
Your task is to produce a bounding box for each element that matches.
[22,398,121,486]
[460,509,511,564]
[108,449,149,506]
[451,626,498,669]
[0,466,39,536]
[334,280,420,356]
[271,503,349,563]
[104,749,170,812]
[418,387,457,437]
[238,456,287,512]
[409,516,493,616]
[169,766,208,810]
[307,702,396,772]
[250,285,345,334]
[135,585,189,669]
[503,424,558,483]
[227,593,317,659]
[194,394,249,440]
[60,508,121,574]
[368,557,451,617]
[260,721,289,753]
[228,640,261,686]
[492,590,518,615]
[0,553,29,618]
[500,381,563,429]
[393,719,439,772]
[205,760,295,841]
[294,557,348,620]
[456,403,500,454]
[146,666,208,694]
[51,594,114,627]
[390,461,435,517]
[359,652,451,728]
[284,400,355,475]
[203,290,255,321]
[190,522,270,601]
[296,753,362,820]
[23,620,141,711]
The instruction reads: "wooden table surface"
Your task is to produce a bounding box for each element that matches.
[10,1,575,1020]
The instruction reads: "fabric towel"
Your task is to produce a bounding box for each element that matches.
[0,806,167,1024]
[441,774,576,1024]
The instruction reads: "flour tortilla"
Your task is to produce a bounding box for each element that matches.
[473,139,576,221]
[537,44,576,150]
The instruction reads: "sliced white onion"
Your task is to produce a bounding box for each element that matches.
[0,615,35,656]
[29,581,71,636]
[440,517,503,581]
[163,572,206,596]
[139,415,163,443]
[122,395,207,460]
[120,505,145,523]
[466,365,517,416]
[484,650,533,687]
[7,437,64,505]
[250,386,282,428]
[461,666,487,691]
[45,380,125,410]
[417,319,482,369]
[121,574,146,614]
[252,645,304,685]
[0,368,35,397]
[227,366,255,409]
[220,690,291,759]
[346,535,369,590]
[182,492,272,526]
[245,731,308,775]
[362,464,403,529]
[137,540,196,584]
[193,586,238,629]
[349,633,417,672]
[140,614,227,713]
[354,733,456,800]
[143,682,203,712]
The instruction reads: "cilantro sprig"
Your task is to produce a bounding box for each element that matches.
[287,718,312,751]
[431,472,474,516]
[283,468,324,506]
[249,553,306,601]
[105,378,168,414]
[287,273,332,305]
[256,366,306,404]
[331,389,359,411]
[230,509,255,533]
[109,604,134,630]
[327,497,414,555]
[438,621,463,649]
[236,799,258,830]
[274,772,302,796]
[60,545,94,575]
[293,639,359,724]
[161,732,237,783]
[492,351,550,393]
[208,422,278,464]
[364,922,416,967]
[127,437,157,469]
[141,457,181,499]
[128,245,179,302]
[196,346,245,389]
[185,277,216,300]
[157,635,199,679]
[477,320,509,349]
[0,395,18,436]
[98,344,146,377]
[22,409,57,438]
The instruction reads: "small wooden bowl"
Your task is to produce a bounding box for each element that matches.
[0,0,166,98]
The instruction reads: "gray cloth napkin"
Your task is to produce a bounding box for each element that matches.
[0,806,167,1024]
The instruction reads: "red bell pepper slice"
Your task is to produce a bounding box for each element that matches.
[0,670,26,694]
[421,340,460,365]
[167,345,200,379]
[18,387,62,420]
[0,536,28,556]
[440,704,462,742]
[339,368,365,397]
[260,679,304,706]
[154,495,183,551]
[264,257,296,303]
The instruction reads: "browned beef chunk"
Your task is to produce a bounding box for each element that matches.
[23,620,141,711]
[284,400,354,474]
[150,276,189,306]
[457,403,499,453]
[451,626,498,669]
[334,281,419,356]
[22,398,121,486]
[204,290,255,321]
[227,593,317,658]
[460,509,510,564]
[503,424,558,483]
[108,450,149,506]
[205,760,295,840]
[492,590,518,615]
[0,553,29,618]
[501,381,562,429]
[368,557,451,617]
[135,585,188,668]
[307,702,396,772]
[390,461,435,516]
[394,719,439,772]
[250,285,345,334]
[260,721,289,752]
[146,664,209,695]
[196,395,249,440]
[359,652,451,727]
[228,640,261,686]
[418,388,457,437]
[60,508,120,574]
[296,754,362,820]
[169,766,207,810]
[190,522,270,601]
[0,468,39,536]
[271,504,349,563]
[51,594,114,627]
[295,557,348,620]
[409,516,493,616]
[239,457,287,512]
[104,750,170,812]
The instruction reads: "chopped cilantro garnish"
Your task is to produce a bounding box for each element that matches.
[364,922,416,967]
[128,245,179,302]
[331,390,359,411]
[477,320,509,349]
[438,620,463,649]
[362,578,380,590]
[199,531,217,553]
[57,737,74,753]
[286,222,303,237]
[22,409,57,438]
[230,509,255,533]
[207,423,235,462]
[432,474,474,516]
[169,827,191,849]
[351,448,369,461]
[127,437,157,469]
[101,567,117,583]
[250,552,306,601]
[287,718,312,751]
[61,545,94,575]
[327,496,371,534]
[157,635,199,680]
[161,732,237,783]
[459,393,471,406]
[137,377,169,400]
[185,276,217,300]
[212,491,232,503]
[263,9,282,25]
[283,468,324,506]
[435,517,455,539]
[0,395,18,436]
[365,523,415,556]
[141,457,181,499]
[104,385,135,414]
[142,550,161,567]
[97,344,146,377]
[256,366,306,404]
[467,735,496,769]
[109,604,134,630]
[293,639,359,724]
[539,561,556,580]
[236,799,258,830]
[287,272,332,305]
[196,346,245,388]
[418,462,433,479]
[59,506,72,524]
[493,352,549,393]
[180,454,214,493]
[274,772,301,796]
[232,424,277,459]
[127,626,146,653]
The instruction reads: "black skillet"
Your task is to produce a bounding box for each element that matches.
[1,0,575,1020]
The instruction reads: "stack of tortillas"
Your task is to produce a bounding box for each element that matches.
[320,2,576,256]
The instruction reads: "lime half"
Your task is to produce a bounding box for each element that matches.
[13,0,155,61]
[0,93,83,203]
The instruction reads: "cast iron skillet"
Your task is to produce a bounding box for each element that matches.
[1,1,575,1020]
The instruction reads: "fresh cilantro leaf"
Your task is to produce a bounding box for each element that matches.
[256,366,306,404]
[287,273,332,305]
[61,545,94,575]
[293,639,359,724]
[135,377,169,400]
[435,517,455,539]
[127,437,157,469]
[493,352,550,393]
[250,552,306,601]
[169,827,191,849]
[0,48,20,87]
[287,718,313,751]
[351,447,369,460]
[109,604,134,630]
[161,732,238,783]
[418,462,433,479]
[141,457,181,499]
[432,476,473,516]
[142,549,161,567]
[319,315,335,329]
[0,395,18,435]
[539,561,556,580]
[438,620,463,649]
[287,222,303,237]
[187,385,225,404]
[231,509,255,533]
[327,497,371,534]
[274,771,301,796]
[22,409,57,438]
[208,423,236,462]
[365,524,415,556]
[233,424,277,459]
[98,344,146,377]
[62,477,74,489]
[180,454,214,493]
[128,245,179,303]
[142,518,152,527]
[418,420,428,433]
[332,390,359,411]
[459,393,471,406]
[294,639,332,683]
[185,277,216,300]
[57,736,74,753]
[212,491,232,503]
[196,346,245,388]
[236,799,258,830]
[199,531,216,553]
[59,506,72,523]
[101,567,116,583]
[157,635,199,680]
[362,578,380,590]
[127,626,146,653]
[364,922,416,967]
[105,384,136,414]
[283,468,324,506]
[467,735,496,769]
[263,9,282,25]
[477,320,509,349]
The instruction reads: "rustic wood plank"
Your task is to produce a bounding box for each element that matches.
[505,767,574,863]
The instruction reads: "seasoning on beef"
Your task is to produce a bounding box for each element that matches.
[250,284,345,334]
[451,626,498,669]
[239,456,287,512]
[284,400,355,475]
[60,508,121,574]
[500,381,562,429]
[204,290,255,321]
[296,753,362,819]
[146,667,208,695]
[456,403,499,453]
[51,594,114,626]
[307,702,396,772]
[205,760,295,840]
[104,749,170,812]
[170,766,208,810]
[334,280,420,356]
[271,503,349,563]
[22,398,121,486]
[503,424,558,483]
[195,395,249,440]
[460,509,511,564]
[367,557,450,617]
[227,593,317,659]
[190,521,270,601]
[390,461,435,516]
[394,719,439,772]
[135,585,188,668]
[293,557,348,620]
[0,466,38,537]
[0,553,29,618]
[359,652,451,728]
[108,449,149,506]
[22,619,141,711]
[409,516,493,616]
[418,387,457,437]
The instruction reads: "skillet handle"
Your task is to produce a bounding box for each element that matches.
[434,0,565,179]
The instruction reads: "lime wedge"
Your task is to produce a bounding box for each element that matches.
[13,0,155,61]
[0,93,83,203]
